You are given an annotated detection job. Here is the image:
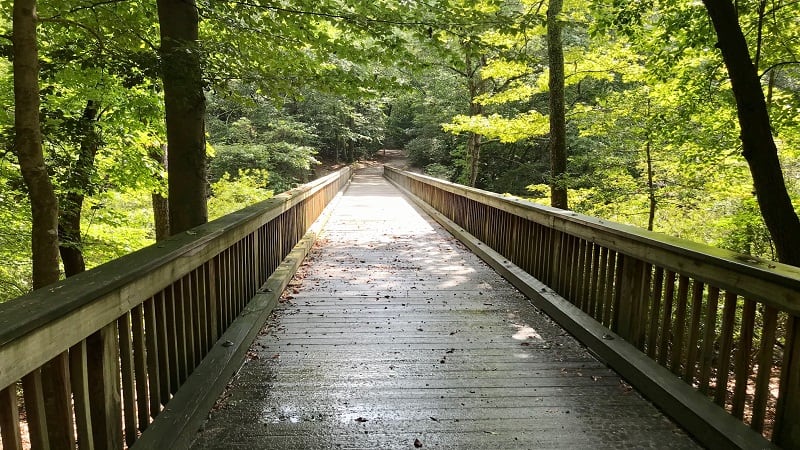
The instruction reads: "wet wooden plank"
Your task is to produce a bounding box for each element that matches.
[191,167,698,450]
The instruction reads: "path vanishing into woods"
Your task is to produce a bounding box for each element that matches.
[190,161,699,449]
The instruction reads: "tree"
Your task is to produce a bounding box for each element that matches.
[701,0,800,265]
[13,0,60,288]
[57,100,99,276]
[547,0,567,208]
[157,0,207,235]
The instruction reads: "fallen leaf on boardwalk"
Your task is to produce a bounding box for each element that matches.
[591,375,601,382]
[429,417,439,422]
[355,417,368,423]
[414,438,423,448]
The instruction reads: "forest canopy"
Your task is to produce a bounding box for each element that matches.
[1,0,798,301]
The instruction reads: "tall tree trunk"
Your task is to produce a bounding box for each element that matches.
[702,0,800,266]
[466,53,485,188]
[14,0,60,289]
[150,145,170,241]
[58,100,100,277]
[644,99,657,232]
[15,4,75,448]
[645,139,656,231]
[547,0,567,209]
[157,0,207,235]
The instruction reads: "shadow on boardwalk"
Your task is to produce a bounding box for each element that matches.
[191,167,699,449]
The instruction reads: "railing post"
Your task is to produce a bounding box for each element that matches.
[42,352,75,449]
[87,323,123,449]
[21,370,48,450]
[69,340,95,450]
[207,259,219,343]
[775,316,800,447]
[0,385,23,450]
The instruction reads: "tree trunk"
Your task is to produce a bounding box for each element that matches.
[645,139,656,231]
[547,0,568,209]
[702,0,800,266]
[466,133,482,187]
[150,145,170,241]
[14,0,60,289]
[466,53,485,188]
[58,100,100,277]
[157,0,207,235]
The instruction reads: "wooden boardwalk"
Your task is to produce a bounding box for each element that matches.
[190,166,699,449]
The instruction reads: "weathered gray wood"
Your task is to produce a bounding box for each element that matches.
[751,306,777,432]
[41,353,75,449]
[732,298,756,419]
[698,286,720,393]
[714,291,738,406]
[0,385,22,450]
[22,370,49,450]
[384,167,800,315]
[775,316,800,447]
[69,340,94,450]
[153,292,171,406]
[193,169,695,450]
[131,304,150,430]
[0,169,351,391]
[670,275,690,375]
[646,267,665,359]
[86,324,123,450]
[683,281,705,384]
[117,312,137,446]
[389,172,774,450]
[131,171,346,450]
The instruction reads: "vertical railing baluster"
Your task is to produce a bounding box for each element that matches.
[714,291,738,406]
[131,304,150,431]
[41,352,75,449]
[669,276,690,375]
[683,281,705,384]
[609,252,624,332]
[657,271,677,366]
[646,267,665,359]
[69,340,94,450]
[698,287,720,394]
[732,298,756,419]
[750,306,777,432]
[182,274,196,373]
[774,315,800,448]
[117,312,137,446]
[22,370,49,450]
[208,259,220,344]
[86,323,123,449]
[601,250,617,328]
[0,385,23,450]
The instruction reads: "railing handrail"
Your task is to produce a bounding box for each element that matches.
[385,165,797,448]
[0,168,348,391]
[385,166,800,317]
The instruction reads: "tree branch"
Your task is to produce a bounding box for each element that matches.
[760,61,800,78]
[39,17,105,47]
[40,0,131,20]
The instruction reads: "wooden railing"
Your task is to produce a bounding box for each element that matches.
[385,166,799,449]
[0,167,351,450]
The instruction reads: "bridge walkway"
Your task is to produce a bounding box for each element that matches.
[190,166,698,449]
